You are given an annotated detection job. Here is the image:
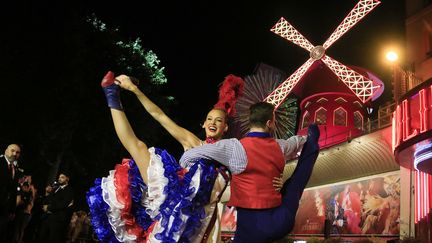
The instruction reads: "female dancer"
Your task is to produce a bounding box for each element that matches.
[87,71,245,242]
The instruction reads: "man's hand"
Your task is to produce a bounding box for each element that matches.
[273,174,284,192]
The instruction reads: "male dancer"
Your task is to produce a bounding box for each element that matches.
[180,101,320,242]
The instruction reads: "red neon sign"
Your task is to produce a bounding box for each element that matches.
[393,84,432,150]
[415,170,432,223]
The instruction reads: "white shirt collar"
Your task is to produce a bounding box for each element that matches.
[3,155,12,166]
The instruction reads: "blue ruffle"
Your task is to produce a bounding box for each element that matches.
[179,160,219,243]
[152,148,219,243]
[128,160,153,230]
[153,148,187,242]
[86,178,120,243]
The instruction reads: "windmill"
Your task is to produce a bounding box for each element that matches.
[234,0,385,147]
[265,0,383,109]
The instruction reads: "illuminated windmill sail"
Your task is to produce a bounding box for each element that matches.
[265,0,382,108]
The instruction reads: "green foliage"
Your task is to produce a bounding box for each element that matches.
[86,14,167,85]
[115,40,167,85]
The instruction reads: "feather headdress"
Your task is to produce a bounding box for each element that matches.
[213,74,245,117]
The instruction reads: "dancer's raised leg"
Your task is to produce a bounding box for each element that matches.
[281,123,320,206]
[102,71,150,183]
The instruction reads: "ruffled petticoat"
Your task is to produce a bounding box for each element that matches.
[86,147,226,243]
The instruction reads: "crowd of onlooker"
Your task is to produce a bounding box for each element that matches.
[0,143,98,243]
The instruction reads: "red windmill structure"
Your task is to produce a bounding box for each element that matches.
[265,0,385,148]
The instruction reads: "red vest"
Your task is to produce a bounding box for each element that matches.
[227,137,285,209]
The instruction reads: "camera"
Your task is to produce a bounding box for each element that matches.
[51,181,60,191]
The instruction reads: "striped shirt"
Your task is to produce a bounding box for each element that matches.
[179,135,307,174]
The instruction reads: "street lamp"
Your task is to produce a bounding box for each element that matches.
[385,50,404,101]
[386,51,399,63]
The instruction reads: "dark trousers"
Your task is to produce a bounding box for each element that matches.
[233,126,320,243]
[13,211,32,243]
[0,214,14,243]
[38,213,68,243]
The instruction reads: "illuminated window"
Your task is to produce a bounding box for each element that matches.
[334,107,347,126]
[354,111,363,130]
[334,97,347,104]
[317,98,328,104]
[302,111,311,129]
[315,107,327,125]
[353,101,363,109]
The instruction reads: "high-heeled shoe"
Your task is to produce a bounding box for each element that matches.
[101,71,123,111]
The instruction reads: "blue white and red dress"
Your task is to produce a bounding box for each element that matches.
[86,147,228,243]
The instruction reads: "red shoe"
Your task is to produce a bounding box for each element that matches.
[101,71,115,87]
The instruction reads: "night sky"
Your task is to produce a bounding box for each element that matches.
[82,0,405,125]
[1,0,405,209]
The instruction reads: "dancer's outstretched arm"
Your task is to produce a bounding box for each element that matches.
[115,75,201,151]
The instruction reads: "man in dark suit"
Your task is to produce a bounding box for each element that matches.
[0,143,21,242]
[39,173,74,243]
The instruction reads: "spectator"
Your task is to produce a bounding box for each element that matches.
[32,183,54,242]
[0,143,21,242]
[38,173,74,243]
[13,179,36,243]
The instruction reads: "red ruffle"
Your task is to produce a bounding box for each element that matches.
[114,158,154,242]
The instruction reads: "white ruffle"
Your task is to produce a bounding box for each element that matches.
[144,147,169,219]
[101,170,137,242]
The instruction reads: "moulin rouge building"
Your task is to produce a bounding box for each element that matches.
[219,1,432,242]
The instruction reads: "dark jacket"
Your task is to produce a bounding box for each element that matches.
[47,184,74,221]
[0,155,17,216]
